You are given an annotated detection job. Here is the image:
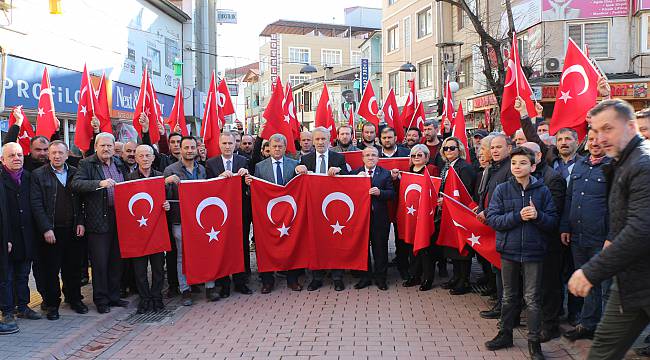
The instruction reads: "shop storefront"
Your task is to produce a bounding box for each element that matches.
[540,80,650,111]
[469,92,498,131]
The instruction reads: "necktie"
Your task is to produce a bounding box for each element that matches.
[226,160,232,172]
[368,169,373,177]
[275,161,284,184]
[319,154,326,174]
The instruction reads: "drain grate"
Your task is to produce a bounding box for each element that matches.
[124,308,175,324]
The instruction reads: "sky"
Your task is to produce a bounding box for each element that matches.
[213,0,382,72]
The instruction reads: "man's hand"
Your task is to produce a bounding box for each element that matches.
[603,240,612,249]
[158,122,165,135]
[99,179,117,188]
[390,169,400,180]
[91,116,100,133]
[44,230,56,245]
[244,174,253,185]
[597,77,611,98]
[76,225,85,237]
[369,187,380,196]
[53,115,61,131]
[174,123,181,133]
[520,200,537,221]
[237,168,249,177]
[165,175,180,185]
[327,167,341,176]
[219,170,234,178]
[139,113,149,133]
[535,102,543,116]
[568,269,593,297]
[295,165,308,175]
[12,107,23,127]
[162,201,170,212]
[514,96,528,118]
[476,211,486,224]
[561,233,571,246]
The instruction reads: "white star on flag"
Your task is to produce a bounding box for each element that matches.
[406,205,416,215]
[467,233,481,247]
[277,223,290,237]
[206,227,220,242]
[330,221,345,235]
[80,105,87,116]
[453,190,460,197]
[559,90,572,103]
[137,216,148,227]
[38,108,45,117]
[283,114,291,123]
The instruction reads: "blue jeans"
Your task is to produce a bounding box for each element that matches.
[0,258,31,315]
[501,259,544,341]
[172,225,214,292]
[572,244,607,330]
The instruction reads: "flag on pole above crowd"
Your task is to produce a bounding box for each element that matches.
[94,72,112,133]
[217,79,235,128]
[262,77,296,153]
[451,103,471,164]
[202,71,221,157]
[400,79,417,129]
[283,83,301,140]
[383,88,403,142]
[500,32,537,136]
[9,106,34,155]
[166,82,188,136]
[315,83,337,143]
[35,67,59,138]
[357,80,380,130]
[75,64,97,152]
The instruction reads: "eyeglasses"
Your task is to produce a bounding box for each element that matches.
[410,153,425,158]
[442,146,458,151]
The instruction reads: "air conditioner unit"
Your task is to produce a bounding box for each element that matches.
[442,53,455,64]
[544,58,562,72]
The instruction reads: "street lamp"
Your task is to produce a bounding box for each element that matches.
[399,62,417,73]
[298,64,317,128]
[300,64,317,74]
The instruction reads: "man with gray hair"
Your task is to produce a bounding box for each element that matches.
[296,126,349,291]
[72,132,130,314]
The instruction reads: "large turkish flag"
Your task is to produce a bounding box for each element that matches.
[178,176,244,285]
[307,175,370,270]
[114,177,170,258]
[250,176,310,272]
[397,172,427,243]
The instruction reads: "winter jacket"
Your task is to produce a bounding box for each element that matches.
[486,177,559,263]
[1,170,36,261]
[478,156,512,212]
[559,156,610,248]
[532,162,566,253]
[582,135,650,310]
[30,164,84,234]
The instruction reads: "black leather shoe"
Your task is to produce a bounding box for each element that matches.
[234,284,253,295]
[288,283,303,291]
[70,301,89,314]
[485,331,513,351]
[480,303,501,319]
[307,280,323,291]
[97,305,110,314]
[450,284,471,295]
[563,325,594,341]
[540,328,561,343]
[441,278,459,289]
[219,286,231,298]
[261,284,274,294]
[376,281,388,291]
[46,308,60,321]
[333,280,345,291]
[354,279,371,289]
[528,340,545,360]
[205,288,220,302]
[402,277,420,287]
[16,308,42,320]
[419,280,433,291]
[109,299,129,308]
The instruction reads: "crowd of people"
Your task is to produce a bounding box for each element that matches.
[0,88,648,360]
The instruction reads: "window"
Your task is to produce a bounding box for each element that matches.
[288,74,310,87]
[389,72,400,95]
[388,0,396,5]
[351,51,362,67]
[567,22,609,58]
[642,14,650,53]
[417,7,432,38]
[459,57,473,89]
[418,60,433,89]
[387,26,399,53]
[517,35,530,65]
[288,47,310,64]
[321,49,342,66]
[259,56,268,75]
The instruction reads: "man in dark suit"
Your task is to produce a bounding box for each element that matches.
[245,133,303,294]
[296,126,349,291]
[351,147,395,290]
[379,127,410,158]
[205,132,253,298]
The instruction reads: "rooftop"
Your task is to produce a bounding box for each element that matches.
[224,62,259,80]
[259,19,378,38]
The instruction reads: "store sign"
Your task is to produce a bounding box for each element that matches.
[542,0,629,21]
[542,82,649,100]
[217,10,237,24]
[111,82,175,119]
[360,58,369,94]
[472,93,498,110]
[228,83,238,97]
[270,34,279,89]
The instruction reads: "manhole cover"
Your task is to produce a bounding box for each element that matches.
[125,309,175,324]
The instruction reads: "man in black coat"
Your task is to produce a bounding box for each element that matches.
[31,141,88,320]
[351,147,395,290]
[296,126,349,291]
[0,142,41,324]
[205,132,253,298]
[72,132,130,314]
[0,169,18,334]
[569,99,650,360]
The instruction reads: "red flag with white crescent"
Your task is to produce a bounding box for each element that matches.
[315,83,337,142]
[202,71,221,157]
[35,67,59,138]
[74,64,96,152]
[357,81,380,129]
[9,106,34,155]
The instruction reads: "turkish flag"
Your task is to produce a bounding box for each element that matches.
[147,75,164,144]
[501,33,538,136]
[357,81,380,129]
[307,175,370,270]
[75,64,96,152]
[452,103,472,164]
[413,169,435,255]
[443,166,477,209]
[408,101,426,131]
[94,72,112,133]
[431,176,442,194]
[315,83,337,142]
[217,79,235,128]
[400,80,417,129]
[550,38,600,136]
[397,172,427,243]
[133,68,159,144]
[342,151,363,171]
[383,88,403,142]
[262,77,296,153]
[250,176,311,272]
[201,71,221,157]
[114,177,171,258]
[9,106,34,155]
[284,83,301,140]
[378,157,411,172]
[35,67,58,139]
[178,176,244,285]
[439,194,500,268]
[441,79,455,126]
[166,83,188,136]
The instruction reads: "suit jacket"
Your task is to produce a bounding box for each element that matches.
[31,163,84,234]
[205,154,252,217]
[299,150,349,175]
[1,170,36,261]
[255,156,298,185]
[380,146,410,158]
[0,180,9,276]
[351,166,395,226]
